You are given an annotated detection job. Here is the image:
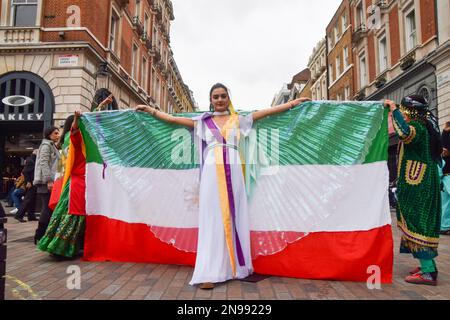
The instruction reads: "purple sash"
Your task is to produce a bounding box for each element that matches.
[203,116,246,267]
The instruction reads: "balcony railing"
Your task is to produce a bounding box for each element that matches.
[400,51,416,71]
[148,44,157,55]
[375,0,388,9]
[354,89,366,101]
[141,32,153,50]
[0,27,40,44]
[352,24,367,44]
[155,5,163,21]
[132,16,144,36]
[153,51,161,62]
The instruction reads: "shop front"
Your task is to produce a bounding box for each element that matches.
[0,71,54,197]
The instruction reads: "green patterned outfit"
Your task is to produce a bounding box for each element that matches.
[392,109,441,262]
[38,132,86,258]
[38,179,85,257]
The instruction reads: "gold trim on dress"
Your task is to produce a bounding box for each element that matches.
[392,118,407,139]
[397,143,404,179]
[397,212,439,247]
[405,160,427,186]
[403,126,416,144]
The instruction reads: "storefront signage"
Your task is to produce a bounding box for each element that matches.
[0,113,43,121]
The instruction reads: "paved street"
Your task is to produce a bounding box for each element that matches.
[3,210,450,300]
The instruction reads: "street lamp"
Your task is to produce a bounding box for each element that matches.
[95,62,111,91]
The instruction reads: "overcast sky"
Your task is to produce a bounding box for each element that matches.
[170,0,342,111]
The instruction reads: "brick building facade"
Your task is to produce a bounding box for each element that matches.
[0,0,196,190]
[327,0,354,101]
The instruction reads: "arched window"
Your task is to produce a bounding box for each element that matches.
[417,85,437,117]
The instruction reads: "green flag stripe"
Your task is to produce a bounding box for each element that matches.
[81,101,387,168]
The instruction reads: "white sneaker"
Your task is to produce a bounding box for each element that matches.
[10,208,18,214]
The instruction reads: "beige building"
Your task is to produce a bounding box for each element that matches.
[308,38,328,100]
[327,0,354,101]
[356,0,441,119]
[430,0,450,126]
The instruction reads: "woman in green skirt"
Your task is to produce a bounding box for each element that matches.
[385,95,442,286]
[38,111,86,259]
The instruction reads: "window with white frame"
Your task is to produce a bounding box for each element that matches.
[405,10,417,51]
[356,2,364,28]
[342,13,347,31]
[151,68,156,98]
[109,10,119,52]
[153,26,158,44]
[378,36,388,72]
[359,54,367,88]
[132,44,139,80]
[336,55,341,77]
[141,57,148,89]
[343,46,349,69]
[156,77,161,107]
[344,86,350,100]
[144,13,149,35]
[11,0,38,27]
[161,86,166,110]
[135,0,141,19]
[334,26,339,42]
[322,79,327,99]
[328,35,334,51]
[329,64,334,83]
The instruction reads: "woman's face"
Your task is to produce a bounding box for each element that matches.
[49,129,60,143]
[210,88,230,113]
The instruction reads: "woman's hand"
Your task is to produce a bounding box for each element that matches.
[290,97,312,108]
[135,104,156,115]
[384,99,397,112]
[72,110,81,130]
[98,94,113,110]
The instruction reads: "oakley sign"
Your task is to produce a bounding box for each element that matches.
[1,95,43,121]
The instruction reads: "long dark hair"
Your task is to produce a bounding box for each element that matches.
[43,126,59,140]
[91,88,118,111]
[209,83,229,112]
[403,95,442,162]
[59,115,75,146]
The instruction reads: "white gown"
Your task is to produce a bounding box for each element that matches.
[189,114,254,285]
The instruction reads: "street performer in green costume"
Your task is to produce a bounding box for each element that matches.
[385,95,442,286]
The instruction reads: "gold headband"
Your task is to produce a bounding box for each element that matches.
[400,105,431,119]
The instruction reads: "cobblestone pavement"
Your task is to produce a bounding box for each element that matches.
[3,210,450,300]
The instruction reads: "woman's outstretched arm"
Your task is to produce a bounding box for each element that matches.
[252,97,311,122]
[135,105,194,128]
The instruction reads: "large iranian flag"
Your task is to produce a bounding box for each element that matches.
[78,101,393,283]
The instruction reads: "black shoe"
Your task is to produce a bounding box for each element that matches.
[28,217,38,222]
[14,216,27,223]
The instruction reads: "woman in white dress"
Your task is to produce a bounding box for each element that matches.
[136,83,310,289]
